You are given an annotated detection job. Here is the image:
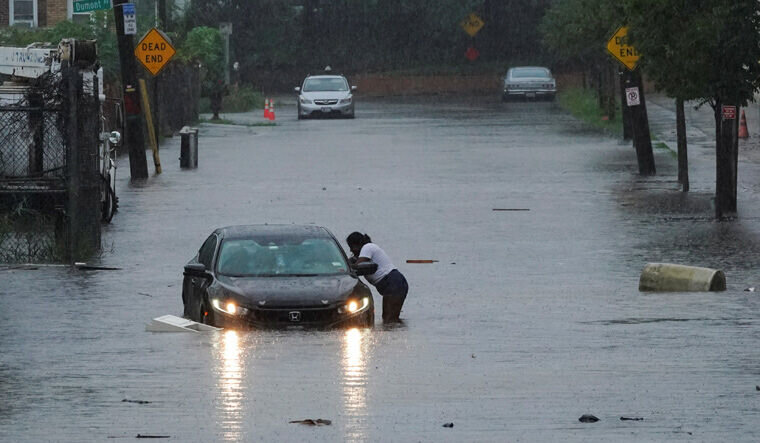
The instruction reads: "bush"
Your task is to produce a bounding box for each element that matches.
[199,85,263,114]
[558,87,622,135]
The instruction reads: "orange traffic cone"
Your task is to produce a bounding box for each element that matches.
[269,100,276,121]
[739,110,749,139]
[264,98,271,119]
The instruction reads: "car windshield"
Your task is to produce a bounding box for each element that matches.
[303,77,348,92]
[511,68,550,79]
[217,237,348,277]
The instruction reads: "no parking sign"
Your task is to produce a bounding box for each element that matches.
[626,87,640,106]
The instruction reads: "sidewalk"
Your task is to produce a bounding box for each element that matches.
[647,93,760,165]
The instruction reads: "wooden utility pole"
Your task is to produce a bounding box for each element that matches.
[676,98,689,192]
[715,101,739,218]
[112,0,148,180]
[619,68,633,140]
[622,69,656,175]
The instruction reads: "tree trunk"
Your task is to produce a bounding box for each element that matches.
[714,98,739,219]
[676,98,689,192]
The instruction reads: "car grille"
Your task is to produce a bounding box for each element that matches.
[250,306,339,324]
[314,99,338,105]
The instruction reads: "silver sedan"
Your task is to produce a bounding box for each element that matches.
[295,75,356,119]
[502,67,556,101]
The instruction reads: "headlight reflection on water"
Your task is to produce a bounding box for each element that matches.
[216,330,245,441]
[342,327,369,440]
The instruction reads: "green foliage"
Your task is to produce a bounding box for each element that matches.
[198,85,263,113]
[540,0,624,68]
[624,0,760,106]
[177,26,224,96]
[183,0,552,79]
[558,87,622,135]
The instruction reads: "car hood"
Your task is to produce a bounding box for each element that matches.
[302,91,351,100]
[217,274,361,308]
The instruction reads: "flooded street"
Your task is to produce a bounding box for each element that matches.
[3,97,760,441]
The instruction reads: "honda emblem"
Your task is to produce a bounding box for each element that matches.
[289,311,302,322]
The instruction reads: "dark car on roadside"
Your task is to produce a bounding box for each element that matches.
[502,66,556,101]
[182,225,376,328]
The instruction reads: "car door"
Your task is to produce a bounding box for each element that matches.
[186,233,218,320]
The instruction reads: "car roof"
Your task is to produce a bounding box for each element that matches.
[216,224,334,241]
[305,75,347,80]
[509,66,550,72]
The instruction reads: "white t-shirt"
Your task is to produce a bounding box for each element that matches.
[359,243,395,285]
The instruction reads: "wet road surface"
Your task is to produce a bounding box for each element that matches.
[2,96,760,441]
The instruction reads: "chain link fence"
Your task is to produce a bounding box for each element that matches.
[0,66,101,263]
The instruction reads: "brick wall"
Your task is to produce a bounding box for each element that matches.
[0,0,9,26]
[46,0,67,26]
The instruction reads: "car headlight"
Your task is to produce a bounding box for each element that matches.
[212,298,249,316]
[339,96,352,104]
[338,296,370,314]
[300,97,312,104]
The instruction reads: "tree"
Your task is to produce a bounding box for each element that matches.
[624,0,760,217]
[178,26,226,118]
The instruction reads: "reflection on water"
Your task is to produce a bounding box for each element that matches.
[215,330,245,441]
[342,327,369,440]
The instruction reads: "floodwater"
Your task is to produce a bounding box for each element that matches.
[2,96,760,441]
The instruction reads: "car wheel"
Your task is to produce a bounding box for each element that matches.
[101,178,116,223]
[358,309,374,327]
[297,105,303,120]
[346,112,355,119]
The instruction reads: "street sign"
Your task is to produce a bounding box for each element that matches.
[606,27,640,71]
[625,87,640,106]
[722,105,737,120]
[461,13,485,37]
[134,28,176,76]
[73,0,111,13]
[465,46,480,62]
[122,3,136,35]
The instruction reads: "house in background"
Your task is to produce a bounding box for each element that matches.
[1,0,95,28]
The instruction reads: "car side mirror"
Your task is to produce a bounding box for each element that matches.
[294,86,301,93]
[351,85,357,91]
[184,263,209,277]
[352,261,378,276]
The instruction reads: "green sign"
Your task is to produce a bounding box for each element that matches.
[73,0,111,13]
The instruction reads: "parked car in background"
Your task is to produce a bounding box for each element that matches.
[296,74,356,119]
[502,66,556,101]
[182,225,376,328]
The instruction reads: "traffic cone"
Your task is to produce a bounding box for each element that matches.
[739,110,749,139]
[269,100,276,121]
[264,98,271,119]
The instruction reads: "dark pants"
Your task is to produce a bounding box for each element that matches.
[374,269,408,323]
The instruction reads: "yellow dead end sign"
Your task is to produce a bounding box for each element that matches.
[134,28,176,76]
[461,13,485,38]
[607,26,640,71]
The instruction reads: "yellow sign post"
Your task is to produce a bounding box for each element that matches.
[138,78,161,174]
[606,26,640,71]
[461,13,485,38]
[134,28,176,76]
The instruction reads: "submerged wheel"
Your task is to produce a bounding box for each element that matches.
[358,309,374,327]
[200,301,215,326]
[102,184,116,223]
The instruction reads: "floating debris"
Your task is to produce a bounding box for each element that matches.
[122,399,151,404]
[745,287,756,292]
[289,419,332,426]
[135,434,169,439]
[442,422,454,428]
[579,414,599,423]
[620,416,644,421]
[492,208,530,211]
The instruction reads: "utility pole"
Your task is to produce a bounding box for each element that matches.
[622,69,656,175]
[715,101,739,219]
[112,0,148,179]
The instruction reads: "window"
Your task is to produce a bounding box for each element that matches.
[10,0,37,27]
[198,234,218,269]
